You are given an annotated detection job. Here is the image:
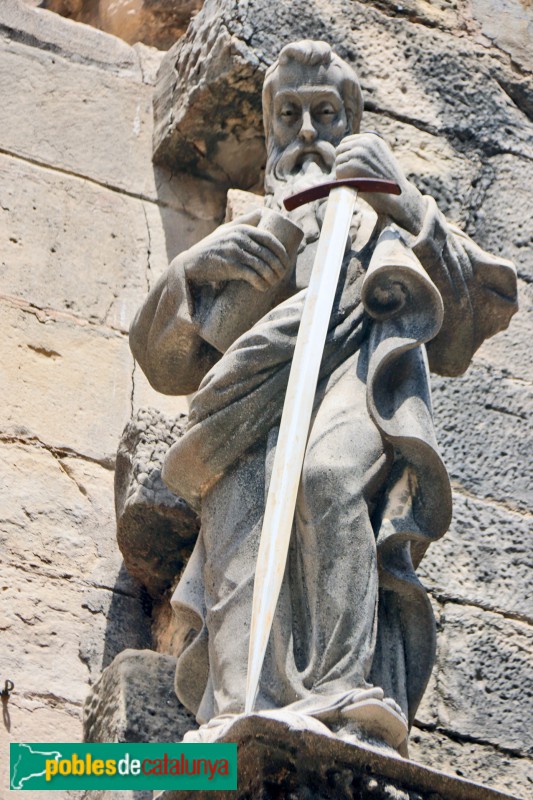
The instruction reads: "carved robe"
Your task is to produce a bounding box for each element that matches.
[130,197,516,728]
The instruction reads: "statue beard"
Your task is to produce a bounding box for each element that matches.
[264,138,337,210]
[264,138,337,245]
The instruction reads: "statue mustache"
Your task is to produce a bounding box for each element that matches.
[273,139,337,178]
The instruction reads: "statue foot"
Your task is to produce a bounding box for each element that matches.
[182,713,241,743]
[336,697,408,751]
[181,693,408,753]
[182,708,333,744]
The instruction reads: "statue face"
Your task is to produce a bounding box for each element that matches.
[270,62,348,175]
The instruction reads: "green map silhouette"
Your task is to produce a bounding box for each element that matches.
[10,743,63,789]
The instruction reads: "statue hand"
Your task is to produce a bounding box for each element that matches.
[183,210,292,291]
[335,133,425,234]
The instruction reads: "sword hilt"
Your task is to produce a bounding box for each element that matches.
[283,178,401,211]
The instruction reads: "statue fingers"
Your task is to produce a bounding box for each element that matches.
[219,259,271,291]
[243,226,291,272]
[239,250,284,288]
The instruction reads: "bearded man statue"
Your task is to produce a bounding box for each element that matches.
[130,40,517,751]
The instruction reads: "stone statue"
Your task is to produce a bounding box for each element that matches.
[130,41,517,750]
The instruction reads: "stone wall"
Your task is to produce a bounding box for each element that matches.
[2,0,532,798]
[0,3,224,797]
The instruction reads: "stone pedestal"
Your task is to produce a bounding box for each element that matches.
[156,715,520,800]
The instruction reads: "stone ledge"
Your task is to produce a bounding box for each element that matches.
[157,714,520,800]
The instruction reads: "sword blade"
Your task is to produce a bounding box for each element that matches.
[245,185,358,713]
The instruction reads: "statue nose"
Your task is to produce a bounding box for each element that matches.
[298,111,317,143]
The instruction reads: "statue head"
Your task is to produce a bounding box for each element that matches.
[263,41,363,188]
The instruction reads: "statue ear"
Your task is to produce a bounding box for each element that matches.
[349,108,363,135]
[345,111,357,137]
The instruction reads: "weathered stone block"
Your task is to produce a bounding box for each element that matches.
[418,492,532,622]
[0,566,113,705]
[0,38,153,195]
[0,299,133,464]
[436,604,533,756]
[59,455,140,593]
[115,408,199,597]
[0,152,224,334]
[1,556,150,713]
[224,188,264,222]
[0,6,226,218]
[470,0,532,72]
[409,727,533,800]
[79,585,152,683]
[82,650,196,798]
[43,0,203,50]
[0,0,140,76]
[0,153,148,330]
[431,364,532,513]
[84,649,196,743]
[153,0,532,187]
[0,441,125,589]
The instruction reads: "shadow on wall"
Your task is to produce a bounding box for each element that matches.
[81,564,153,685]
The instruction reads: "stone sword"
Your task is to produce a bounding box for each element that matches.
[245,177,401,714]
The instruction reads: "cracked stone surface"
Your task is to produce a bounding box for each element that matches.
[408,727,533,799]
[83,650,196,798]
[464,155,533,283]
[0,0,227,217]
[0,441,123,586]
[0,152,149,331]
[115,408,199,597]
[84,649,196,743]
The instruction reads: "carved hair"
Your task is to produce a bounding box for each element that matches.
[262,40,363,142]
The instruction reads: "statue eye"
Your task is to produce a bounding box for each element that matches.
[316,104,336,119]
[280,104,298,120]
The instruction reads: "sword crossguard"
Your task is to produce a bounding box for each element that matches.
[283,178,401,212]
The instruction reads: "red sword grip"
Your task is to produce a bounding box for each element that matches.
[283,178,401,212]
